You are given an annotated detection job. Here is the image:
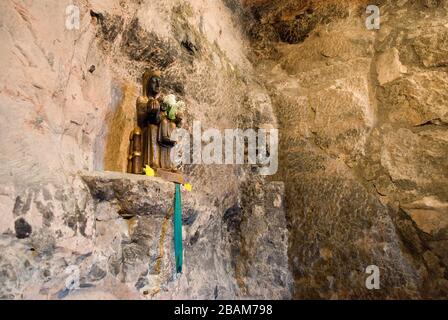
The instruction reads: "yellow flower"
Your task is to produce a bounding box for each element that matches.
[143,165,155,177]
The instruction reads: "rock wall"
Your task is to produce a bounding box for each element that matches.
[247,0,448,298]
[0,0,289,299]
[0,0,447,300]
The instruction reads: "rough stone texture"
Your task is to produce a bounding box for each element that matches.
[1,0,448,300]
[0,0,289,299]
[376,48,408,85]
[223,177,292,299]
[248,0,448,298]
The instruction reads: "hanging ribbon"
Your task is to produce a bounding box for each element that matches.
[174,183,183,273]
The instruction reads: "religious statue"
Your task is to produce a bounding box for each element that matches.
[127,69,184,183]
[160,94,184,171]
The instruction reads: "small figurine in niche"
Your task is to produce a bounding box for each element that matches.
[139,69,162,171]
[128,70,185,182]
[128,69,161,174]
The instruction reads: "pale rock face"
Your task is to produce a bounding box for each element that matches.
[0,191,15,234]
[380,128,448,198]
[376,48,407,85]
[412,28,448,68]
[382,71,448,126]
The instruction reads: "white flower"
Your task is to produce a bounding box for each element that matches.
[176,100,185,110]
[163,94,177,107]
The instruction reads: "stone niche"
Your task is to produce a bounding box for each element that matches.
[101,81,138,173]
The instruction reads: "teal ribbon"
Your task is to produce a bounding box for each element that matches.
[174,183,183,273]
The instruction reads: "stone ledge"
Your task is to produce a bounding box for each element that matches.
[80,170,183,217]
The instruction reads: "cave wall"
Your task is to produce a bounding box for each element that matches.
[0,0,289,299]
[0,0,447,300]
[247,0,448,298]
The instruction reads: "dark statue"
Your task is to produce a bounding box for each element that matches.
[127,70,183,182]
